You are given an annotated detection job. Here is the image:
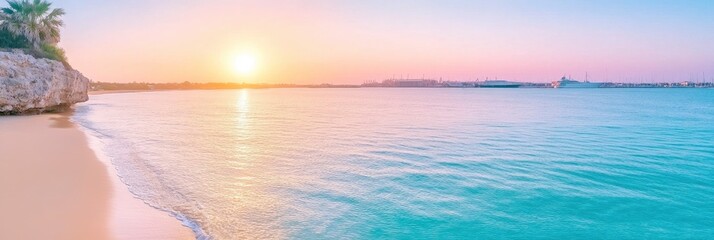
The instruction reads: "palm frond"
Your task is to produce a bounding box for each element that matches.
[6,1,23,12]
[0,0,63,48]
[45,7,63,20]
[33,2,50,16]
[1,7,14,14]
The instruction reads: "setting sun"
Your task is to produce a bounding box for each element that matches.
[2,1,714,239]
[232,54,258,76]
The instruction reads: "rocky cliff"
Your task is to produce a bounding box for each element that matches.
[0,51,89,114]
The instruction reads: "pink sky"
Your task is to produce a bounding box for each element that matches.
[54,0,714,84]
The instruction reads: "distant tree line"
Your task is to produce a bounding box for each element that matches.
[91,81,300,91]
[90,81,361,91]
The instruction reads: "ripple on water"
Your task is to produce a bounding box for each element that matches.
[74,89,714,239]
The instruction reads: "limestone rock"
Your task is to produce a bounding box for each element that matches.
[0,51,89,114]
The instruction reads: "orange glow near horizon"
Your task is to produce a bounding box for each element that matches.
[231,54,258,77]
[54,1,714,84]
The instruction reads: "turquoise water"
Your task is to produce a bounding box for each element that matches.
[74,89,714,239]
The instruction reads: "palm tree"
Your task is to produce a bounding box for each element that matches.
[0,0,64,50]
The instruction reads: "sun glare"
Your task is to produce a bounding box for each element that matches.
[233,54,258,76]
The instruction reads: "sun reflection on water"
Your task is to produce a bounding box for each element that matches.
[228,89,287,239]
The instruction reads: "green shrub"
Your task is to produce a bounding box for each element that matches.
[0,29,71,69]
[29,43,71,69]
[0,28,30,49]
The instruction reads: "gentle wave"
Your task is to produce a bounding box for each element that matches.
[72,114,211,239]
[74,89,714,239]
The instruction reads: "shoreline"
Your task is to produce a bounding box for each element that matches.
[0,112,194,239]
[89,90,160,95]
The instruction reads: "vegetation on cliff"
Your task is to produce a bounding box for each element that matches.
[0,0,69,68]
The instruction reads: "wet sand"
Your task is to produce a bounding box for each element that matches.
[0,113,194,240]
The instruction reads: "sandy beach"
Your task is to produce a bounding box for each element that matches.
[0,112,194,240]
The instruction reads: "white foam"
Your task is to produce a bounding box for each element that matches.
[72,110,211,239]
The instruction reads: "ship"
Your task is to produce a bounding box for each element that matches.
[476,80,521,88]
[553,74,603,88]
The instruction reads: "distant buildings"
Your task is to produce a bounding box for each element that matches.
[361,77,714,88]
[444,81,467,87]
[382,79,440,87]
[476,80,522,88]
[600,81,714,88]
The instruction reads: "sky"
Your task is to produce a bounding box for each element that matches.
[49,0,714,84]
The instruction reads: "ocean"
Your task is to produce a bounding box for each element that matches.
[73,88,714,239]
